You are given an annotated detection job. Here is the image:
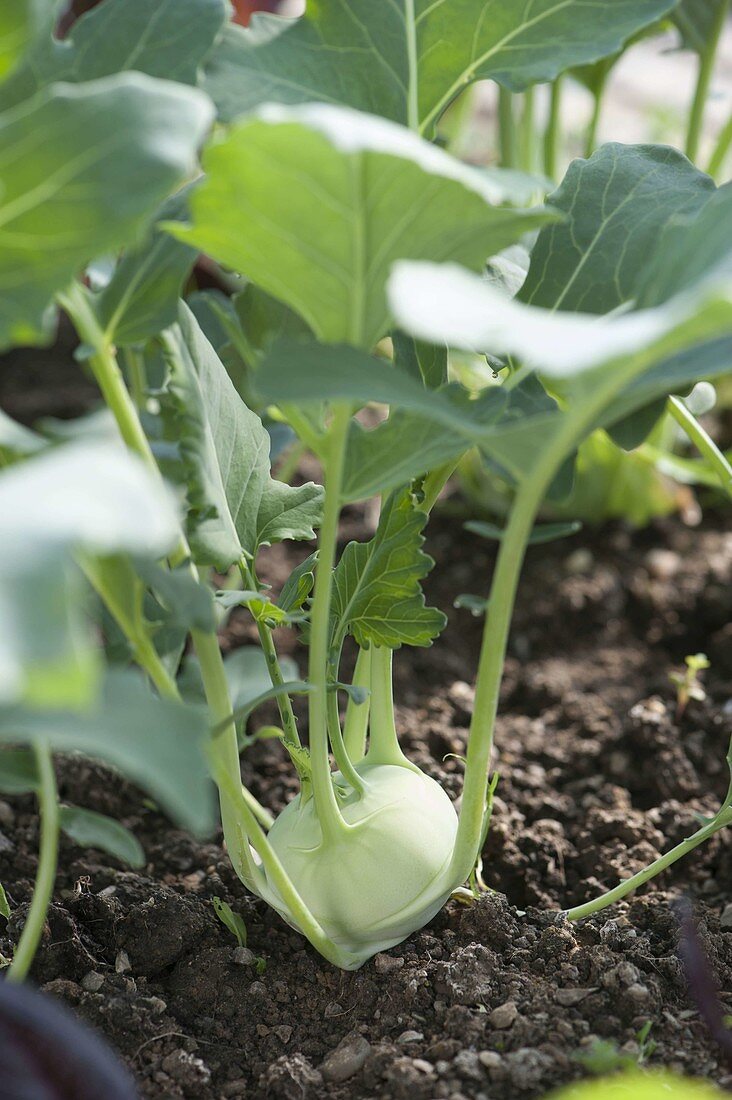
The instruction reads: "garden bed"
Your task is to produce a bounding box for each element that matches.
[0,434,729,1097]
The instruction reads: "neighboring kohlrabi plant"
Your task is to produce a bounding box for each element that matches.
[0,0,731,977]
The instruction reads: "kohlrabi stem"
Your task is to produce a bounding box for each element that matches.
[498,87,516,168]
[366,647,418,771]
[668,396,732,496]
[238,560,305,767]
[123,347,148,411]
[343,646,372,761]
[584,84,606,159]
[326,683,365,792]
[308,403,352,837]
[450,357,672,886]
[57,284,157,473]
[686,0,730,163]
[544,78,563,180]
[519,87,536,172]
[708,111,732,177]
[564,806,732,921]
[7,744,59,983]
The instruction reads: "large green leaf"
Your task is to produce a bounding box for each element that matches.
[2,0,228,107]
[204,0,675,133]
[95,187,199,346]
[59,805,145,868]
[0,441,180,708]
[637,182,732,306]
[331,490,445,649]
[167,104,555,349]
[673,0,725,53]
[520,144,715,314]
[160,303,323,568]
[0,74,213,351]
[0,671,215,834]
[389,261,732,477]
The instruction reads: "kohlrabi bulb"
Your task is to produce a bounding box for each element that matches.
[266,762,458,963]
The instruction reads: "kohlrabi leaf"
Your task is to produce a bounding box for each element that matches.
[95,187,199,346]
[0,980,138,1100]
[392,332,448,389]
[0,0,49,83]
[59,805,145,868]
[0,441,180,709]
[2,0,228,107]
[166,104,555,349]
[279,552,318,613]
[160,303,323,567]
[637,182,732,306]
[135,560,216,634]
[0,748,39,794]
[204,0,676,133]
[331,490,445,649]
[673,0,725,53]
[0,670,215,834]
[0,74,212,351]
[389,262,732,480]
[520,144,716,314]
[552,1069,725,1100]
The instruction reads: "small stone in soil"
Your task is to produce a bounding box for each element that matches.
[233,946,256,966]
[81,970,104,992]
[320,1032,371,1083]
[489,1001,518,1029]
[397,1030,424,1043]
[374,953,405,974]
[720,902,732,930]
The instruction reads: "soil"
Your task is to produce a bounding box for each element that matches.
[1,365,732,1098]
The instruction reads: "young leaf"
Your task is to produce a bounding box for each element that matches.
[212,897,248,947]
[167,104,555,348]
[159,304,323,568]
[59,806,145,869]
[520,145,715,314]
[95,187,199,346]
[0,883,9,920]
[0,74,213,351]
[331,490,446,649]
[204,0,676,133]
[215,590,304,627]
[0,670,215,835]
[2,0,228,108]
[278,552,318,614]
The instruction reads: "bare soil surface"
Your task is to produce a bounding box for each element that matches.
[0,444,731,1096]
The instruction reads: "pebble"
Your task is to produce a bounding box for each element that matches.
[324,1001,343,1017]
[115,950,131,974]
[555,988,595,1007]
[413,1059,433,1074]
[0,801,14,828]
[321,1033,371,1083]
[81,971,104,993]
[397,1030,423,1044]
[233,946,256,966]
[374,953,405,974]
[721,903,732,930]
[645,548,681,581]
[479,1051,502,1070]
[274,1025,293,1044]
[489,1001,518,1029]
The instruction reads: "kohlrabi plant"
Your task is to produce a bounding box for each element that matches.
[0,0,731,977]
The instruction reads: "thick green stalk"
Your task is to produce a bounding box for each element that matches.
[450,358,672,886]
[123,347,148,411]
[708,111,732,177]
[342,647,372,761]
[686,0,731,163]
[498,87,516,168]
[307,404,352,837]
[7,744,59,982]
[565,807,732,920]
[365,647,418,771]
[584,85,605,158]
[668,395,732,495]
[544,78,563,180]
[519,87,536,172]
[326,685,365,792]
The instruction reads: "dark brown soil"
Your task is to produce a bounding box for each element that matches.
[1,369,732,1097]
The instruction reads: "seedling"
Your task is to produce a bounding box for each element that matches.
[0,0,731,980]
[669,653,711,719]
